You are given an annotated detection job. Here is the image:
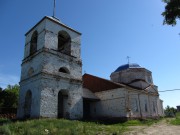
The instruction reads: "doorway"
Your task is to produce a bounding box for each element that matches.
[83,99,91,119]
[24,90,32,118]
[58,90,68,118]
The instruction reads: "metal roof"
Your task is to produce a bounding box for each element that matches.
[83,73,125,93]
[114,63,142,72]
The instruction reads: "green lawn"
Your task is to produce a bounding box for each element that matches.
[0,118,162,135]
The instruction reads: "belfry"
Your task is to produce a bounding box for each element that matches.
[17,16,83,119]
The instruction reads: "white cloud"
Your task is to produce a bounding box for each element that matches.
[0,74,20,89]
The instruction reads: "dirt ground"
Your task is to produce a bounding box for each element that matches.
[123,119,180,135]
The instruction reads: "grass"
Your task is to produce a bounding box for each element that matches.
[0,118,127,135]
[175,112,180,119]
[170,112,180,125]
[122,119,160,126]
[0,118,11,125]
[0,118,162,135]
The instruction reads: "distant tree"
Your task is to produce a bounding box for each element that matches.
[162,0,180,26]
[0,84,19,108]
[0,87,2,92]
[164,105,177,117]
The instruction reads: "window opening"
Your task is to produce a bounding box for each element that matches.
[59,67,70,74]
[30,31,38,55]
[58,31,71,55]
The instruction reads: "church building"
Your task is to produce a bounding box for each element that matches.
[17,16,164,120]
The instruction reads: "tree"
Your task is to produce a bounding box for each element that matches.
[0,84,19,108]
[0,87,2,92]
[164,105,177,117]
[162,0,180,26]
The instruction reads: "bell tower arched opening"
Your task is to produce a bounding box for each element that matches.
[30,31,38,55]
[58,30,71,55]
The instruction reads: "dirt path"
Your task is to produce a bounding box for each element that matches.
[123,119,180,135]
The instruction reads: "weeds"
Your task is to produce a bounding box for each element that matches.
[0,119,128,135]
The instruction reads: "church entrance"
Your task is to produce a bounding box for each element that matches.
[58,90,68,118]
[24,90,32,118]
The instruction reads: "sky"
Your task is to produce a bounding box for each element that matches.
[0,0,180,108]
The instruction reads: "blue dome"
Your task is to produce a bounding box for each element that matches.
[114,63,141,72]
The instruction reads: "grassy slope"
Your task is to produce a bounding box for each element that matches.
[0,118,161,135]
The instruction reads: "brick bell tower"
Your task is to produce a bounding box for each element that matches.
[17,16,83,119]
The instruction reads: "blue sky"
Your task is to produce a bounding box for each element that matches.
[0,0,180,108]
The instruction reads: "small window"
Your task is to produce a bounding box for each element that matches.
[59,67,70,74]
[145,100,148,112]
[153,101,156,112]
[58,31,71,55]
[135,99,138,112]
[30,31,38,55]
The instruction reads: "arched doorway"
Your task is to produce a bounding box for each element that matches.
[58,90,68,118]
[24,90,32,118]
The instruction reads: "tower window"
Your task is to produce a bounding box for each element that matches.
[30,31,38,55]
[58,31,71,55]
[59,67,70,74]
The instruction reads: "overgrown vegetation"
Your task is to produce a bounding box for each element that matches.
[0,118,162,135]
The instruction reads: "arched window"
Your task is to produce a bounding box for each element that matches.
[30,31,38,55]
[24,90,32,118]
[58,31,71,55]
[59,67,70,74]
